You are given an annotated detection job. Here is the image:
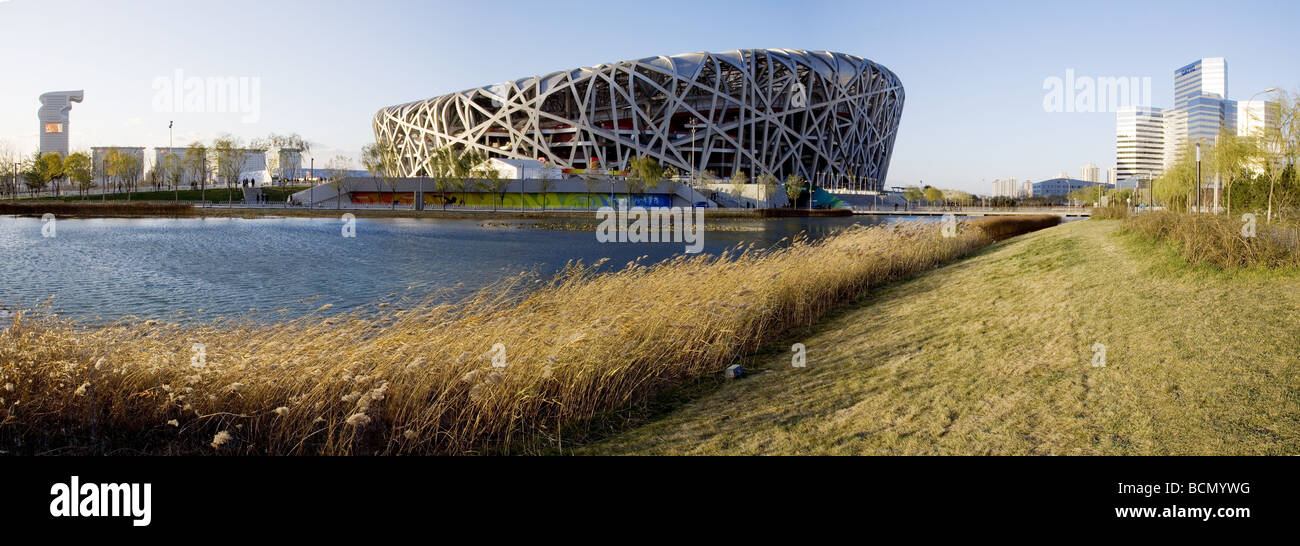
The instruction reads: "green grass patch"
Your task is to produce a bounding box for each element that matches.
[577,220,1300,455]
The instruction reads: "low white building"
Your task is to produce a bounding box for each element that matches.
[486,158,553,180]
[154,147,207,187]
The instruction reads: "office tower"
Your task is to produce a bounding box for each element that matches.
[1116,106,1164,181]
[1174,57,1227,111]
[38,90,85,157]
[1165,58,1235,167]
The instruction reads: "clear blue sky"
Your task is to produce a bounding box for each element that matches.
[1,0,1297,193]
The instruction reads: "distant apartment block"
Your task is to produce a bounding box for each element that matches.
[1080,162,1100,183]
[991,178,1020,198]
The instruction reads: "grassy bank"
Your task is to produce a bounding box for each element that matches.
[579,219,1300,455]
[0,216,1056,455]
[0,201,195,217]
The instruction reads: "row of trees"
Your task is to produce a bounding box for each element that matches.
[902,185,977,208]
[355,144,814,211]
[0,132,313,202]
[1154,90,1299,222]
[357,142,513,211]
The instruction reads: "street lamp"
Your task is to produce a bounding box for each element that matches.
[1195,142,1201,213]
[685,118,706,182]
[169,121,177,203]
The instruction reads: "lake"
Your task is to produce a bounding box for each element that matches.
[0,214,933,323]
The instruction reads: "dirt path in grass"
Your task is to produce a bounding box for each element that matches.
[579,220,1300,455]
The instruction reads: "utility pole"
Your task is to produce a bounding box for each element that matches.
[170,121,177,203]
[1195,143,1202,213]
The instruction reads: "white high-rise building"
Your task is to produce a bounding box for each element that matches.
[1022,179,1033,198]
[1081,162,1100,183]
[1116,106,1164,181]
[1238,100,1280,137]
[1106,166,1118,186]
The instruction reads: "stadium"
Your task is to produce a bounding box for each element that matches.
[372,49,905,191]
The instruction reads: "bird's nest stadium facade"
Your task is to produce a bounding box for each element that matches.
[373,49,904,188]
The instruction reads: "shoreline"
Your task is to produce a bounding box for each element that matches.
[0,201,853,220]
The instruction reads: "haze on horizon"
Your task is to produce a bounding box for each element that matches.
[1,0,1296,194]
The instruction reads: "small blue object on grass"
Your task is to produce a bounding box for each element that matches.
[725,364,743,379]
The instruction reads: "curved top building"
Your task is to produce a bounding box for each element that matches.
[38,90,85,157]
[374,49,904,189]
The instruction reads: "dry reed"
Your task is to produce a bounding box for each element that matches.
[0,216,1057,455]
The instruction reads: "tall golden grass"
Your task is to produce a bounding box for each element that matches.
[1089,205,1130,220]
[0,216,1058,455]
[1124,211,1300,269]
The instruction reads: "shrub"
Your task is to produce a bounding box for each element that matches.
[1090,205,1129,220]
[1124,211,1300,269]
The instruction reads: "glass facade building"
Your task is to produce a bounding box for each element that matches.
[1116,106,1164,181]
[1164,58,1234,168]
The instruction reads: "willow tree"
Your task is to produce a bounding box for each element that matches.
[784,174,805,208]
[756,173,778,209]
[35,152,64,196]
[259,133,311,184]
[106,149,142,201]
[213,136,253,205]
[325,155,353,210]
[579,165,603,210]
[428,146,485,210]
[64,152,93,198]
[184,143,211,204]
[1258,90,1299,223]
[362,141,402,210]
[537,162,558,211]
[728,169,748,208]
[903,186,923,208]
[476,162,507,211]
[1155,143,1198,212]
[1208,128,1257,216]
[161,153,183,202]
[625,156,663,208]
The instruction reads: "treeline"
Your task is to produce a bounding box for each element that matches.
[0,133,311,203]
[1154,90,1300,222]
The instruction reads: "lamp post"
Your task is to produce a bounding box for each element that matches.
[1195,142,1201,213]
[169,121,177,203]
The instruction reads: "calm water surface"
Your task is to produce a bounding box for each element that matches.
[0,214,934,323]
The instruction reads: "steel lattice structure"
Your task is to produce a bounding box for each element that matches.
[373,49,904,188]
